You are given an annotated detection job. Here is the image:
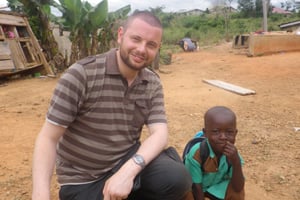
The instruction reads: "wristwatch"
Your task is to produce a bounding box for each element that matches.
[132,154,146,169]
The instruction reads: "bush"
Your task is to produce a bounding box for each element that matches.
[161,11,300,53]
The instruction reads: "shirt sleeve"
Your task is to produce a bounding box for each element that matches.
[46,63,87,127]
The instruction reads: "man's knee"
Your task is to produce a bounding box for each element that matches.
[140,149,192,199]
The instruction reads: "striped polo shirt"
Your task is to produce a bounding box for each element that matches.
[46,48,167,185]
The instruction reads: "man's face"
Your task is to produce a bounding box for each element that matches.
[117,18,162,71]
[204,114,237,156]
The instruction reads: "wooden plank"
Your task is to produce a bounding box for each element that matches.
[0,59,15,70]
[0,55,11,60]
[0,41,11,55]
[203,79,256,95]
[0,63,42,77]
[6,40,25,69]
[0,13,26,26]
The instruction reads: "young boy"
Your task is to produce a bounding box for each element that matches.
[184,106,245,200]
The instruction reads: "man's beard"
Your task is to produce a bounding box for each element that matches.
[119,48,149,71]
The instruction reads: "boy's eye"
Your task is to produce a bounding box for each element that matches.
[210,129,235,136]
[226,130,235,135]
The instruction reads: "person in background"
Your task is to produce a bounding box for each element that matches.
[177,37,198,52]
[32,10,193,200]
[185,106,245,200]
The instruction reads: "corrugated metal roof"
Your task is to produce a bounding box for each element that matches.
[279,20,300,28]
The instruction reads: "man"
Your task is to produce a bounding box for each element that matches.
[32,11,192,200]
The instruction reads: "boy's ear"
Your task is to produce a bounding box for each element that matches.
[202,128,207,136]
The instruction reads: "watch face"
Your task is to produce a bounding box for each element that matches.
[135,155,143,163]
[133,154,145,168]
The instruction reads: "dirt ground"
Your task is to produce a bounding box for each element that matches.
[0,42,299,200]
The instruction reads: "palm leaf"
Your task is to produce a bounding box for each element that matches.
[88,0,108,28]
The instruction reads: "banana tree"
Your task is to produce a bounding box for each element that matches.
[57,0,108,64]
[97,5,131,53]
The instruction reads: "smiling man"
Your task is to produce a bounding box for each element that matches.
[32,11,193,200]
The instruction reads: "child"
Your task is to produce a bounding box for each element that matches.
[184,106,245,200]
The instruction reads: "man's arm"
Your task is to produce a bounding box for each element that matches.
[103,123,168,200]
[32,121,66,200]
[135,123,168,165]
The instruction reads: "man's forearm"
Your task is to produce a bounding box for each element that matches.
[137,123,168,166]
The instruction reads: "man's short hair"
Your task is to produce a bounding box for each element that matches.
[123,10,162,31]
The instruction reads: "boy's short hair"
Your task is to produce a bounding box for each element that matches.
[204,106,236,128]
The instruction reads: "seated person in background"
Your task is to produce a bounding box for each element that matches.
[184,106,245,200]
[177,37,198,52]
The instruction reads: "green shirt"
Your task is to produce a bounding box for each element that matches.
[185,140,244,199]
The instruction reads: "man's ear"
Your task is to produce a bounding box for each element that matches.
[117,26,124,44]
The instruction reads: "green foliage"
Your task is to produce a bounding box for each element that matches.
[161,11,300,55]
[27,16,41,39]
[238,0,255,17]
[98,5,131,53]
[7,0,23,12]
[88,0,108,29]
[57,0,109,62]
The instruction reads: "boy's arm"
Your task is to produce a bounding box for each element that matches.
[230,155,245,192]
[223,141,245,192]
[193,183,205,200]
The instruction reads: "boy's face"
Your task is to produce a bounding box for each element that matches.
[204,114,237,156]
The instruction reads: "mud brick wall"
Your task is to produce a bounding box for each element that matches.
[248,33,300,56]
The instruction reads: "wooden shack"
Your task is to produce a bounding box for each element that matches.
[0,11,54,77]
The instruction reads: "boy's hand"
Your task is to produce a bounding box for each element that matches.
[223,141,240,165]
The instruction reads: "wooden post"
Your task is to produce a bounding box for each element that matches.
[262,0,268,32]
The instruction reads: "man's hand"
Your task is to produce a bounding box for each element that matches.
[103,174,132,200]
[103,159,140,200]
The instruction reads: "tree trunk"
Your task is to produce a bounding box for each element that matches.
[78,30,88,59]
[90,30,98,55]
[70,36,79,65]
